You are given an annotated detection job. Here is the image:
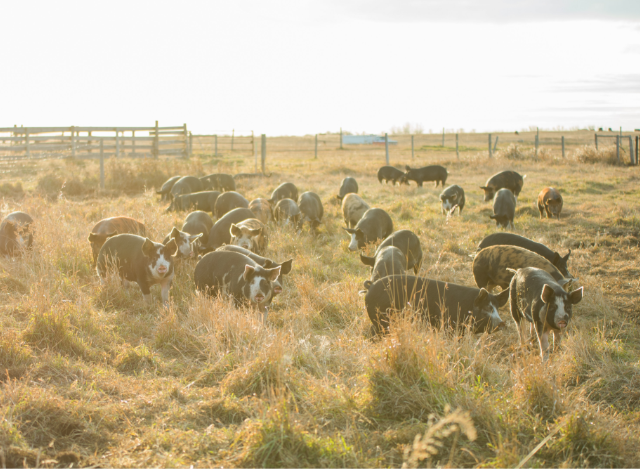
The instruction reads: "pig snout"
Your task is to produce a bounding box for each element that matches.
[157,264,168,275]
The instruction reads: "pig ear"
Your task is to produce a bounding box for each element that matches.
[405,165,411,171]
[188,233,204,242]
[266,266,281,281]
[359,253,375,267]
[569,286,583,305]
[141,238,155,257]
[541,284,555,303]
[342,227,355,234]
[242,264,256,281]
[494,289,510,307]
[105,230,118,239]
[336,195,343,201]
[170,227,180,239]
[88,233,100,243]
[279,258,293,275]
[474,288,489,307]
[563,250,571,261]
[480,186,488,190]
[164,238,178,256]
[230,224,242,237]
[249,228,263,237]
[3,220,16,232]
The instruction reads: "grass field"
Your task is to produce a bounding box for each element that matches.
[2,137,640,467]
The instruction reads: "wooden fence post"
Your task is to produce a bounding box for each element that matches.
[71,126,76,158]
[261,134,266,175]
[100,139,105,189]
[183,123,188,157]
[251,131,254,156]
[153,120,159,158]
[132,130,136,157]
[629,136,633,165]
[488,133,492,158]
[561,136,565,158]
[25,129,30,158]
[385,133,389,165]
[616,135,620,162]
[535,134,539,157]
[189,132,193,158]
[88,131,92,154]
[411,135,414,160]
[442,128,445,147]
[115,128,120,158]
[231,129,235,152]
[636,135,639,165]
[493,136,499,152]
[314,134,318,159]
[455,133,459,159]
[254,137,258,173]
[595,133,598,149]
[340,128,343,149]
[214,135,218,157]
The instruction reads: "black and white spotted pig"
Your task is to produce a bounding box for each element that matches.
[360,246,407,288]
[298,191,323,231]
[439,185,465,215]
[274,198,302,226]
[337,177,358,201]
[364,275,508,337]
[343,208,393,251]
[270,182,299,204]
[401,165,448,188]
[509,267,583,361]
[97,234,178,304]
[0,211,34,256]
[490,188,516,229]
[162,227,203,259]
[230,218,268,255]
[194,250,281,323]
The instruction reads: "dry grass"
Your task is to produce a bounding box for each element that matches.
[1,143,640,467]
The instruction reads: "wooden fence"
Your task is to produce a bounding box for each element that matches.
[0,122,191,159]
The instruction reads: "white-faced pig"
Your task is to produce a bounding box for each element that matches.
[480,170,525,202]
[230,218,268,254]
[298,191,323,232]
[373,229,423,274]
[249,198,274,224]
[342,193,370,229]
[0,212,34,256]
[509,267,583,361]
[343,208,394,251]
[182,211,213,249]
[365,275,509,337]
[88,216,147,265]
[216,244,293,296]
[377,166,407,185]
[200,173,236,192]
[478,232,573,278]
[401,165,448,188]
[201,208,255,253]
[97,234,178,304]
[473,245,566,291]
[214,191,249,219]
[162,227,203,259]
[490,188,516,229]
[270,182,299,204]
[360,246,407,288]
[537,187,563,220]
[440,185,465,215]
[337,177,358,201]
[168,191,220,214]
[194,250,281,323]
[274,198,302,226]
[156,175,181,201]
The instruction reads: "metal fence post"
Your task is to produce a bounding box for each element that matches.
[411,135,414,160]
[561,136,565,158]
[153,120,159,158]
[100,139,105,189]
[261,134,266,174]
[455,133,459,159]
[132,130,136,157]
[385,133,389,165]
[314,134,318,159]
[535,134,539,158]
[616,135,620,162]
[488,133,492,158]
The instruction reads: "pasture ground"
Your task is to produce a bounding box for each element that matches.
[2,139,640,467]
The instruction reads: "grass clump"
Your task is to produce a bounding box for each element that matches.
[114,344,159,374]
[23,304,87,358]
[0,181,24,198]
[572,144,624,166]
[153,312,206,359]
[0,331,33,380]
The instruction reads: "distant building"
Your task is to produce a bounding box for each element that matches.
[343,135,398,145]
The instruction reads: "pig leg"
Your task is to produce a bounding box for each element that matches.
[159,278,172,305]
[138,281,153,303]
[552,329,562,352]
[538,203,545,219]
[533,321,551,362]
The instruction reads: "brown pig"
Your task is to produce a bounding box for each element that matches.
[537,187,563,220]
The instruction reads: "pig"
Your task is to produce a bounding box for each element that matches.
[97,234,178,304]
[216,244,293,296]
[371,230,423,274]
[364,275,509,337]
[214,191,249,219]
[509,267,583,361]
[477,232,572,278]
[360,246,407,288]
[230,218,268,255]
[298,191,323,232]
[401,165,448,188]
[343,208,394,251]
[200,173,236,192]
[201,208,255,253]
[170,176,204,198]
[377,166,407,185]
[342,193,370,229]
[473,245,566,291]
[156,175,181,201]
[162,227,203,259]
[0,212,34,256]
[167,191,220,214]
[480,170,525,202]
[274,198,302,226]
[270,182,299,204]
[337,177,359,201]
[440,185,465,215]
[537,187,563,220]
[182,211,213,248]
[88,216,147,265]
[249,198,274,224]
[490,188,516,229]
[194,250,281,323]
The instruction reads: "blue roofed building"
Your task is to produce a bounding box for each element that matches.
[343,135,398,145]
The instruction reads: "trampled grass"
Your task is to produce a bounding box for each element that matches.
[1,140,640,467]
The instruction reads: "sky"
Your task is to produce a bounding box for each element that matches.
[2,0,639,136]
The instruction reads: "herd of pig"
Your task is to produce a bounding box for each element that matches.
[0,165,580,361]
